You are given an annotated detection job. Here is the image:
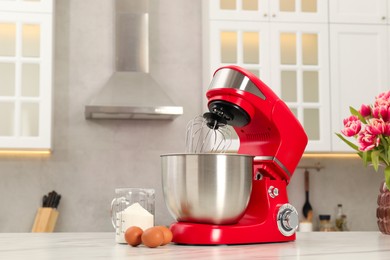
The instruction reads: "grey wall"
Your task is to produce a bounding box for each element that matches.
[0,0,384,233]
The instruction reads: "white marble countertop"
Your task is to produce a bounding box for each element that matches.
[1,232,390,259]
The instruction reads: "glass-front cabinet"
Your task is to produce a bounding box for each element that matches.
[208,0,328,22]
[270,23,330,151]
[0,0,53,150]
[204,0,330,152]
[209,21,271,85]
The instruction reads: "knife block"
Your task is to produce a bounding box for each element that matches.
[32,207,59,232]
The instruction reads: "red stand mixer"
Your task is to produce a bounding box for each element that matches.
[162,65,308,245]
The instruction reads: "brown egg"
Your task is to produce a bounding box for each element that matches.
[155,226,173,245]
[141,227,164,248]
[125,226,143,247]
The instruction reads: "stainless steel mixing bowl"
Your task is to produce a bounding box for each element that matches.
[161,153,253,225]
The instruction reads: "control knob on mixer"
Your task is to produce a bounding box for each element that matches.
[277,204,299,236]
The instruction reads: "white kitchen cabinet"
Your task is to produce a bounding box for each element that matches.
[209,0,328,23]
[0,0,53,150]
[330,24,388,151]
[328,0,390,152]
[204,1,330,152]
[0,0,53,13]
[208,0,269,21]
[208,21,271,85]
[268,0,328,23]
[269,23,330,151]
[329,0,387,24]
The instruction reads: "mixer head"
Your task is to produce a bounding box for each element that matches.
[203,65,308,181]
[207,100,250,127]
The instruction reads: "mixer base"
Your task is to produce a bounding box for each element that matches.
[169,178,297,245]
[170,221,296,245]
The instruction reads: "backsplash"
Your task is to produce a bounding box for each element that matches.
[289,157,383,231]
[0,0,383,232]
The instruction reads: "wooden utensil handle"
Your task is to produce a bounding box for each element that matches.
[304,170,309,192]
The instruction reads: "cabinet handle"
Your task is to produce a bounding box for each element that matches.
[263,13,268,17]
[272,13,276,18]
[382,16,386,20]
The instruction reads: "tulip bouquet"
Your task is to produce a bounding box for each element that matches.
[336,91,390,190]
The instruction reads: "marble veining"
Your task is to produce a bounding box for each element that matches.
[0,232,389,259]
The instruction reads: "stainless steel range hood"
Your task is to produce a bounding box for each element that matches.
[85,0,183,120]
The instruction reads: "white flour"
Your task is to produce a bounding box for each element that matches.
[115,202,154,243]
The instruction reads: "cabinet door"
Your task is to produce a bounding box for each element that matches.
[0,0,53,13]
[330,24,388,152]
[208,0,269,21]
[329,0,387,24]
[0,12,53,149]
[208,21,271,84]
[269,0,328,23]
[270,23,330,152]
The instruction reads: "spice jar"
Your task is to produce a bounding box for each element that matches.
[319,214,336,232]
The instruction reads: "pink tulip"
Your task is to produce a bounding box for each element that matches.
[341,116,361,137]
[373,91,390,121]
[376,91,390,101]
[367,118,386,135]
[357,130,379,151]
[372,105,390,122]
[359,104,371,117]
[385,123,390,136]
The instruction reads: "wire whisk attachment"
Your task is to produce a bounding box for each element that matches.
[185,113,232,154]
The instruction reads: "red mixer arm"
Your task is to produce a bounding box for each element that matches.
[272,99,308,177]
[246,100,307,182]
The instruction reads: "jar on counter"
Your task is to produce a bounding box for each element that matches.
[319,214,336,232]
[335,204,349,231]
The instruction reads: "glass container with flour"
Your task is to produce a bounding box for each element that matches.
[111,188,155,243]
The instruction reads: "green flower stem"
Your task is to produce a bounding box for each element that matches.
[385,166,390,190]
[388,138,390,163]
[380,135,389,165]
[384,136,390,163]
[372,151,380,171]
[362,151,368,166]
